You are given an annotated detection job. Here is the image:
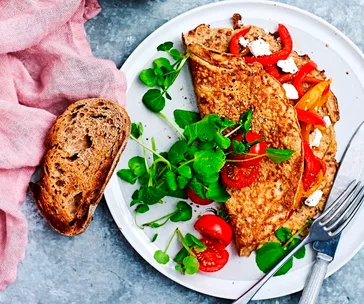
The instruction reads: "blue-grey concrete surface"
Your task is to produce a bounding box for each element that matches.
[1,0,364,303]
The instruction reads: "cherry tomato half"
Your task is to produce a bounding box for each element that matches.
[229,131,267,168]
[221,163,259,189]
[194,214,233,247]
[186,187,213,205]
[194,238,229,272]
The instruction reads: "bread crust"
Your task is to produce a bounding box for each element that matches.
[30,98,130,236]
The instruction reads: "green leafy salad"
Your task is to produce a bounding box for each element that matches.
[117,41,307,276]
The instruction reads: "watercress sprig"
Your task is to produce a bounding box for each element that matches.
[140,42,190,114]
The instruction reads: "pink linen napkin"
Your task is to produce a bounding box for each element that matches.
[0,0,126,290]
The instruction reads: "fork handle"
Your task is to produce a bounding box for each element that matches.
[233,237,309,304]
[298,253,333,304]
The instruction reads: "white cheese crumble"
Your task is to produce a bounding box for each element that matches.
[248,38,271,57]
[323,116,331,127]
[277,57,298,73]
[282,83,299,99]
[239,37,250,47]
[309,128,323,148]
[305,190,323,207]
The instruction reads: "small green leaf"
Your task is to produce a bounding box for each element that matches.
[184,233,206,250]
[193,149,226,176]
[130,199,140,207]
[128,156,147,177]
[151,233,158,242]
[165,91,172,100]
[183,256,199,275]
[177,176,189,189]
[165,170,178,191]
[142,89,166,113]
[117,169,137,184]
[131,122,144,139]
[232,140,246,155]
[198,141,216,150]
[141,187,167,205]
[173,247,188,263]
[255,242,293,276]
[170,201,192,222]
[208,115,236,130]
[168,140,187,165]
[177,166,192,179]
[159,182,188,199]
[195,172,219,184]
[157,77,164,86]
[183,116,216,144]
[239,109,253,133]
[135,204,150,214]
[186,145,198,158]
[265,148,295,164]
[169,49,182,60]
[154,67,163,76]
[287,238,306,259]
[276,227,292,243]
[138,172,150,186]
[173,109,201,129]
[157,41,173,51]
[154,250,170,264]
[153,57,173,71]
[139,68,158,87]
[214,133,231,149]
[132,189,142,200]
[205,182,231,203]
[188,177,206,199]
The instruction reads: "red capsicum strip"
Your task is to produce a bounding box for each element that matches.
[293,61,317,97]
[244,24,293,66]
[296,109,326,126]
[265,65,281,79]
[229,27,251,55]
[302,140,322,191]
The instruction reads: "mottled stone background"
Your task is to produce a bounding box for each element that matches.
[1,0,364,303]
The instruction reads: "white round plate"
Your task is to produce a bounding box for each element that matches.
[105,0,364,300]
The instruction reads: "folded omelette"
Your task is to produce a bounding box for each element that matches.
[183,14,339,256]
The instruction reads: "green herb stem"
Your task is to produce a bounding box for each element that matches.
[158,112,186,140]
[282,222,311,249]
[179,158,194,168]
[226,154,264,162]
[130,134,171,169]
[164,228,179,253]
[142,211,176,227]
[176,229,196,257]
[134,213,144,230]
[225,125,242,138]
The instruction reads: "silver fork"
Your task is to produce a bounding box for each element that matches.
[233,179,364,304]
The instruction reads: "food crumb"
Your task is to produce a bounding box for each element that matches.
[168,135,171,139]
[180,87,184,91]
[184,97,188,100]
[325,43,329,47]
[346,71,349,75]
[146,138,149,140]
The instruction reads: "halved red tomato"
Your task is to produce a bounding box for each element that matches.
[194,214,232,247]
[220,163,259,189]
[229,131,267,167]
[194,238,229,272]
[186,187,213,205]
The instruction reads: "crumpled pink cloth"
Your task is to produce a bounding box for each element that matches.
[0,0,126,290]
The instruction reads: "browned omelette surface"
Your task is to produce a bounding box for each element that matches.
[183,17,339,256]
[183,25,304,256]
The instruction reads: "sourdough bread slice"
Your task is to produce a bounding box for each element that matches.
[30,98,130,235]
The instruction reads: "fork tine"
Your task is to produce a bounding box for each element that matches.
[331,186,364,236]
[318,180,358,223]
[325,185,364,231]
[321,181,362,226]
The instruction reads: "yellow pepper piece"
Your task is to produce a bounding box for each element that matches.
[295,80,332,110]
[310,91,332,113]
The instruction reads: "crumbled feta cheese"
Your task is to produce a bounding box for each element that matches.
[309,129,323,148]
[323,116,331,127]
[248,38,271,57]
[305,190,323,207]
[282,83,299,99]
[239,37,250,47]
[277,57,298,73]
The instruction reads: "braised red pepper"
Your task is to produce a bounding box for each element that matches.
[265,65,281,79]
[296,109,326,126]
[244,24,292,66]
[229,27,251,55]
[293,61,317,97]
[302,141,322,191]
[322,84,331,95]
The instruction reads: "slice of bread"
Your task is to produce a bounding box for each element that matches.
[30,98,130,236]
